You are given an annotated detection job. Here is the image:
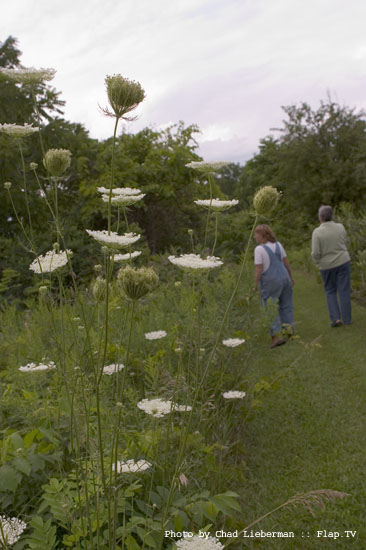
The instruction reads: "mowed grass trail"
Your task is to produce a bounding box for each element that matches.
[239,270,366,549]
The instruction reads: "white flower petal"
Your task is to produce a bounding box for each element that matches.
[145,330,167,340]
[86,230,140,249]
[169,254,223,270]
[194,198,239,211]
[222,338,246,347]
[29,250,72,274]
[102,363,125,375]
[112,459,151,473]
[19,361,56,372]
[222,391,246,399]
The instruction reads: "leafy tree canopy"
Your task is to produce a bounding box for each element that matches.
[241,97,366,226]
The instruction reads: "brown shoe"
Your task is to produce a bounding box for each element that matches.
[270,338,287,349]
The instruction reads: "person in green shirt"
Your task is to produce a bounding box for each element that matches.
[311,205,351,327]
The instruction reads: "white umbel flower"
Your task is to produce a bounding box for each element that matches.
[0,123,39,138]
[145,330,167,340]
[168,254,223,271]
[137,398,192,418]
[1,66,56,84]
[175,534,224,549]
[113,251,141,262]
[194,198,239,211]
[222,391,246,399]
[112,459,151,473]
[19,361,56,372]
[102,363,125,375]
[101,193,145,206]
[0,515,27,546]
[186,161,230,173]
[97,186,142,196]
[29,250,72,273]
[86,230,140,249]
[222,338,246,347]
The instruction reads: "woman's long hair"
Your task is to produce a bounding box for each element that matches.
[254,224,277,243]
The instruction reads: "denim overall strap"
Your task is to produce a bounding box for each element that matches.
[260,243,290,299]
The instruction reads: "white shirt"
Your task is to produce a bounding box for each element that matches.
[254,241,286,273]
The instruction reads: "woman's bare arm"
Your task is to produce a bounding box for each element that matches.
[254,264,263,290]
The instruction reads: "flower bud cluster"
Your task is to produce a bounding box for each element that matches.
[117,265,158,301]
[103,74,145,120]
[43,149,71,177]
[253,186,280,216]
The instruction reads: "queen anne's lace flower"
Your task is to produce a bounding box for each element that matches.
[175,535,224,549]
[112,459,151,473]
[137,398,192,418]
[194,198,239,211]
[222,338,246,347]
[1,66,56,84]
[101,193,145,206]
[29,250,72,273]
[145,330,167,340]
[103,363,125,375]
[97,186,142,196]
[113,251,142,262]
[186,161,230,173]
[0,515,27,546]
[222,391,246,399]
[86,230,140,249]
[169,254,223,271]
[0,123,39,138]
[19,361,56,372]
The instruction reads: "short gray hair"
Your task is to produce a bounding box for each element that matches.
[318,205,333,222]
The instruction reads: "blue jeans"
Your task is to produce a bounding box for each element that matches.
[320,261,351,324]
[261,279,294,335]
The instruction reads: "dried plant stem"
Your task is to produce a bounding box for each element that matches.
[225,490,350,546]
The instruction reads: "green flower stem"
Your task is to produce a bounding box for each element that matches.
[116,205,121,233]
[53,178,61,244]
[211,211,219,255]
[31,86,45,158]
[123,206,130,232]
[33,168,56,218]
[110,300,135,548]
[18,143,34,241]
[48,275,94,548]
[95,118,121,532]
[6,188,39,258]
[202,173,213,251]
[108,117,120,234]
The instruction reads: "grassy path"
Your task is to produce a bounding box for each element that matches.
[238,270,366,548]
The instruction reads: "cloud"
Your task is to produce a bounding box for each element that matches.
[2,0,366,163]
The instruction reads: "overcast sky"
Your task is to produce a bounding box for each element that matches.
[2,0,366,164]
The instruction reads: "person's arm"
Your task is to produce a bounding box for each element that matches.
[311,231,321,266]
[254,264,263,290]
[282,257,295,286]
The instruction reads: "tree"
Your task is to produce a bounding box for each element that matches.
[0,37,99,301]
[79,122,204,253]
[241,98,366,223]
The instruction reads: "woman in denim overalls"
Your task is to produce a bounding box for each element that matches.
[254,224,295,348]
